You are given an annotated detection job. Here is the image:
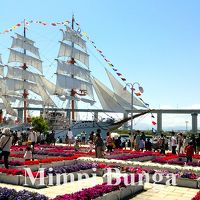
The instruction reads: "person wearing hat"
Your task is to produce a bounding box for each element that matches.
[0,128,12,169]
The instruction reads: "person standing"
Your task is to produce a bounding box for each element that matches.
[171,132,177,154]
[12,131,18,145]
[81,130,86,145]
[177,133,183,154]
[196,134,200,154]
[191,134,196,154]
[106,132,113,154]
[134,132,141,151]
[17,130,21,141]
[88,131,94,152]
[180,135,187,154]
[94,129,104,158]
[40,132,45,144]
[145,138,152,151]
[28,128,37,160]
[28,129,37,146]
[141,132,146,141]
[50,130,56,146]
[0,128,12,169]
[67,128,73,147]
[139,137,145,151]
[185,141,194,163]
[159,134,166,155]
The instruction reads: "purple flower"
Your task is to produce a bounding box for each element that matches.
[0,187,49,199]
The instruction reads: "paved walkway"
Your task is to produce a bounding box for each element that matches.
[132,183,199,200]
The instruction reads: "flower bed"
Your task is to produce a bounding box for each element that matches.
[79,157,200,185]
[106,151,157,162]
[0,168,48,188]
[53,175,143,200]
[152,157,200,167]
[0,160,24,166]
[0,187,49,199]
[192,191,200,200]
[45,162,97,175]
[44,162,98,185]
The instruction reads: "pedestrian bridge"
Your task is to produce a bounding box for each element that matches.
[14,107,200,134]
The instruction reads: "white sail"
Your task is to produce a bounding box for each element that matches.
[16,33,35,45]
[58,42,89,66]
[4,95,21,103]
[8,49,43,73]
[38,76,56,95]
[0,79,17,96]
[5,78,37,93]
[0,78,6,94]
[38,76,65,96]
[62,28,86,50]
[6,77,55,107]
[56,60,90,81]
[0,54,2,63]
[79,97,95,105]
[0,54,4,76]
[7,66,36,82]
[1,96,17,116]
[92,77,126,113]
[105,69,146,108]
[114,94,134,110]
[0,103,5,109]
[0,64,4,77]
[57,94,95,105]
[36,84,56,107]
[56,74,94,98]
[11,36,40,58]
[5,95,44,105]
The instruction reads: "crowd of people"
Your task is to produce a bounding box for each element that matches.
[64,129,199,161]
[0,128,56,169]
[0,126,199,168]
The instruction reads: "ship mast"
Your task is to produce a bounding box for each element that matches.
[70,15,86,121]
[70,14,75,121]
[22,19,28,124]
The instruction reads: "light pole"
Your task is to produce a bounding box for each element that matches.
[124,82,144,150]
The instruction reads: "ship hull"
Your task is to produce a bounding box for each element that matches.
[55,120,115,142]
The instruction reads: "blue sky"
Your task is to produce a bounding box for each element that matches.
[0,0,200,130]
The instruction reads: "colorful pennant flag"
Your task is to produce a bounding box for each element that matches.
[152,121,157,125]
[0,20,69,34]
[135,92,141,96]
[117,73,122,76]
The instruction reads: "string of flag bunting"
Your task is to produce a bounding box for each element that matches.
[74,20,157,130]
[0,20,70,34]
[0,19,156,129]
[139,97,157,130]
[74,22,129,84]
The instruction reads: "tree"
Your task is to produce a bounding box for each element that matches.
[31,116,49,133]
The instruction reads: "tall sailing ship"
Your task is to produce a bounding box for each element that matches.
[0,17,150,139]
[0,21,55,125]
